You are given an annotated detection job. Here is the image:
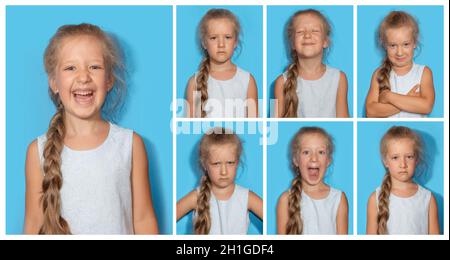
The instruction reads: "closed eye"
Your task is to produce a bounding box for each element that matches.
[63,66,76,71]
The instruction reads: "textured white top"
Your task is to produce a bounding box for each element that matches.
[282,65,341,118]
[194,67,250,118]
[376,184,431,235]
[194,184,250,235]
[37,122,134,234]
[388,63,426,118]
[299,187,342,235]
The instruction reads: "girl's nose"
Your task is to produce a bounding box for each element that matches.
[304,31,312,39]
[310,153,318,162]
[218,37,225,47]
[220,164,227,175]
[77,69,92,83]
[396,46,404,56]
[399,158,407,168]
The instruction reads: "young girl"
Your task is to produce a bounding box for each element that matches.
[274,9,349,118]
[186,8,258,118]
[277,127,348,234]
[176,127,263,234]
[366,126,440,235]
[365,11,435,118]
[24,23,159,234]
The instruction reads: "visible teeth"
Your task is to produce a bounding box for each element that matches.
[74,90,93,96]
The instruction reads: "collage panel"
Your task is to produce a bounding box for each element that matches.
[267,121,354,234]
[357,121,444,234]
[6,5,173,234]
[267,5,354,118]
[176,121,263,234]
[357,5,444,118]
[176,5,263,118]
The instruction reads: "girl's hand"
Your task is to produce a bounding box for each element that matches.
[379,89,391,104]
[407,84,421,97]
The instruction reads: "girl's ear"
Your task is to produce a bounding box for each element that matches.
[323,37,330,49]
[107,76,115,92]
[292,156,299,168]
[49,76,58,94]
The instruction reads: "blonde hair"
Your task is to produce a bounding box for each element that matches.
[40,23,125,234]
[286,127,334,234]
[377,11,419,93]
[196,9,241,117]
[377,126,423,234]
[194,127,243,234]
[282,9,331,117]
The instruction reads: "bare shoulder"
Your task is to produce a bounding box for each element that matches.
[367,191,377,206]
[132,132,146,150]
[26,139,40,171]
[277,191,289,207]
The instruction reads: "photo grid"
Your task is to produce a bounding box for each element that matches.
[1,0,448,241]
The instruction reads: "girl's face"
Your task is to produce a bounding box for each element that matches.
[292,13,329,59]
[383,138,417,183]
[49,35,113,120]
[385,26,416,70]
[293,133,331,186]
[203,18,237,65]
[204,143,238,189]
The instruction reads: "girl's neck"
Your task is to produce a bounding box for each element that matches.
[209,59,235,73]
[390,175,416,191]
[63,113,106,137]
[392,61,414,76]
[211,183,236,201]
[301,181,329,199]
[297,57,326,80]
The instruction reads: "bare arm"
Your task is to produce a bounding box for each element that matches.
[336,192,349,234]
[176,190,198,221]
[131,133,159,234]
[336,72,350,118]
[273,75,285,118]
[247,191,263,220]
[381,67,435,115]
[428,194,440,235]
[185,76,196,118]
[246,75,259,118]
[24,140,44,234]
[366,192,378,234]
[276,191,289,234]
[365,69,401,117]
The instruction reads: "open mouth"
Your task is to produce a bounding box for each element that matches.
[307,167,320,180]
[72,89,94,104]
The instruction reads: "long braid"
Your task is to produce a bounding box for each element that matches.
[39,103,70,234]
[194,175,212,234]
[377,57,393,93]
[282,51,300,117]
[377,173,392,235]
[196,56,210,118]
[286,172,303,234]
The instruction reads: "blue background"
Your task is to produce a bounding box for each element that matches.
[357,122,444,234]
[357,6,444,118]
[176,121,263,234]
[267,122,354,234]
[267,6,354,117]
[176,6,263,117]
[6,6,173,234]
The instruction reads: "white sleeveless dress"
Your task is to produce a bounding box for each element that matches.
[375,184,431,234]
[282,65,341,118]
[194,67,250,118]
[387,63,426,118]
[37,122,134,234]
